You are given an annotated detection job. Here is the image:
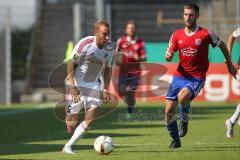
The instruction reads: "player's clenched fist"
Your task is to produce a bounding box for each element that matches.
[165,51,174,62]
[70,86,80,103]
[102,89,110,103]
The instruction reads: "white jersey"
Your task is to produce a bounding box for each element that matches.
[70,36,115,88]
[233,28,240,38]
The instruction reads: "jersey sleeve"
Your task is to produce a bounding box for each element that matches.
[232,28,240,38]
[70,38,90,62]
[167,33,178,53]
[208,30,221,48]
[138,41,147,59]
[69,43,79,62]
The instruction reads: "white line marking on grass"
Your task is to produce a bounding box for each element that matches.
[0,109,33,116]
[114,143,240,147]
[195,142,240,145]
[0,103,56,117]
[114,143,157,146]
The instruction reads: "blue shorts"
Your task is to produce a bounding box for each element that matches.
[166,76,205,101]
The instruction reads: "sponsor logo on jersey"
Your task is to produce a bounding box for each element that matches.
[195,38,201,46]
[86,53,103,64]
[181,47,198,56]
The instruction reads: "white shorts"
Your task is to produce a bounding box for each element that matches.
[65,80,103,115]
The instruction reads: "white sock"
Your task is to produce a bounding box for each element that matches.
[66,121,88,147]
[230,104,240,124]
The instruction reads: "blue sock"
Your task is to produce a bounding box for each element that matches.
[166,121,180,142]
[179,104,190,122]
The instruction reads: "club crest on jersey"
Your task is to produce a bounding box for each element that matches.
[195,38,201,46]
[73,53,80,62]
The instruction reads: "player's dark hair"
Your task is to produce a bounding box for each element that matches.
[94,20,110,33]
[125,20,137,28]
[184,3,199,15]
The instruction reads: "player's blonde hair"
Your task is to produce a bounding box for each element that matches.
[93,20,110,33]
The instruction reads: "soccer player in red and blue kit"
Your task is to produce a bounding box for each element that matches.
[164,4,237,148]
[116,20,147,117]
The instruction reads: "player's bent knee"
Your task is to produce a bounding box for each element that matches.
[178,88,192,102]
[178,92,191,106]
[84,105,98,126]
[84,118,95,126]
[178,96,191,106]
[81,121,91,131]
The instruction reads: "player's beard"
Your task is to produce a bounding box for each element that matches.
[97,39,107,49]
[185,20,197,30]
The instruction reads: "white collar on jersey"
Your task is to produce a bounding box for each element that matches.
[184,25,199,36]
[126,36,137,44]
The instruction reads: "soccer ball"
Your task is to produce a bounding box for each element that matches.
[94,135,113,155]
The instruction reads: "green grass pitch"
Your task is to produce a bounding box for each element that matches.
[0,102,239,160]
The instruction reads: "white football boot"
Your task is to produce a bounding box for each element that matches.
[62,144,76,154]
[225,119,234,138]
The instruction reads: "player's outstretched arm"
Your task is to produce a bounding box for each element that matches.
[67,59,80,103]
[227,32,235,56]
[219,41,237,79]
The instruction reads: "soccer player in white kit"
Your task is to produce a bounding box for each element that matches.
[225,27,240,138]
[62,20,115,154]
